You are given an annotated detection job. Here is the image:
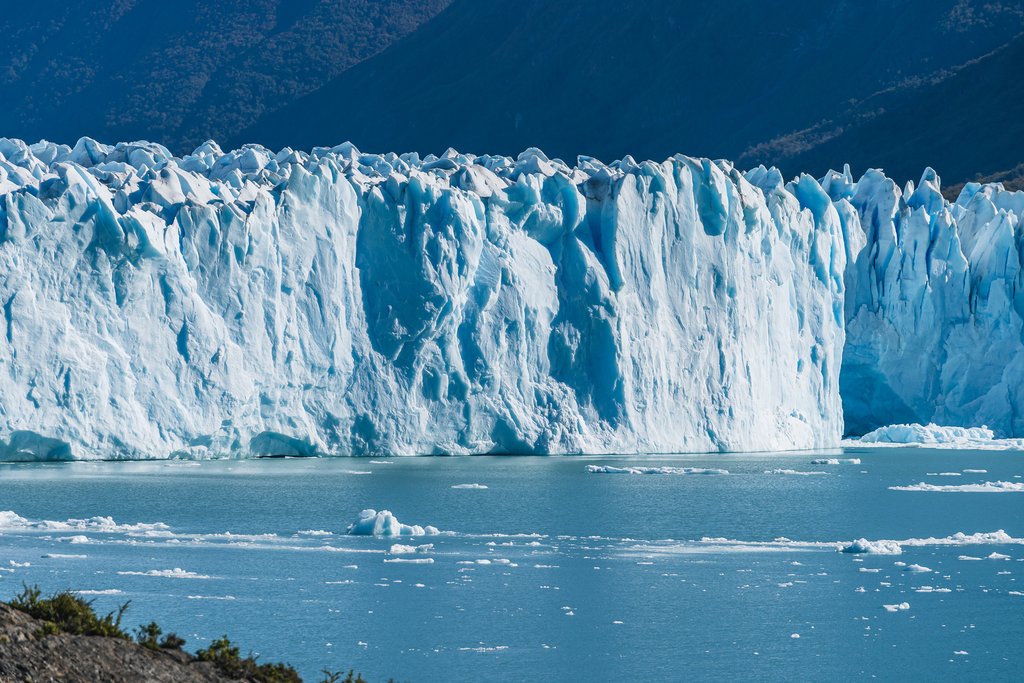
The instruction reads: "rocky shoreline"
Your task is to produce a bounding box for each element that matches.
[0,602,231,682]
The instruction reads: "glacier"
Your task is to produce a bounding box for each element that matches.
[0,137,846,459]
[825,167,1024,436]
[2,136,1022,459]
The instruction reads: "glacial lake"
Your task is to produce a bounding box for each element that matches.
[1,448,1022,681]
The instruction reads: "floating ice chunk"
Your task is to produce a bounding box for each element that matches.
[383,558,434,564]
[765,469,827,476]
[586,465,728,475]
[451,484,489,489]
[904,564,932,573]
[882,602,910,612]
[185,595,236,600]
[347,509,441,536]
[116,568,213,579]
[843,539,903,555]
[41,553,87,559]
[963,469,988,474]
[0,510,170,534]
[889,481,1024,493]
[958,555,983,561]
[988,552,1011,560]
[810,458,861,465]
[389,543,433,554]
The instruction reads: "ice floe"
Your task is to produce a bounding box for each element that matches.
[586,465,729,475]
[116,568,213,579]
[0,510,170,534]
[843,539,903,555]
[882,602,910,612]
[810,458,861,465]
[765,469,828,476]
[389,543,434,555]
[889,481,1024,493]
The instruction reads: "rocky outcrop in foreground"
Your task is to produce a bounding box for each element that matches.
[0,603,229,682]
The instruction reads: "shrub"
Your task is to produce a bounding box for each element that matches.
[160,632,187,650]
[136,621,162,650]
[196,635,301,683]
[8,584,129,639]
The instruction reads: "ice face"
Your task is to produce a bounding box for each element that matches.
[828,167,1024,437]
[0,139,845,458]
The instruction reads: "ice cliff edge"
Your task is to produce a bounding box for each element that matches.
[0,138,846,458]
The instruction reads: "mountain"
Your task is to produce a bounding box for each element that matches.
[0,0,451,153]
[241,0,1024,184]
[748,31,1024,184]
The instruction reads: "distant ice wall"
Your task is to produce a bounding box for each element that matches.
[0,138,845,458]
[825,166,1024,437]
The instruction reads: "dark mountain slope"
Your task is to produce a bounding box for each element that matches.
[241,0,1024,184]
[752,32,1024,184]
[0,0,451,153]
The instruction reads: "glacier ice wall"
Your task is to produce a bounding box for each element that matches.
[825,166,1024,437]
[0,137,846,458]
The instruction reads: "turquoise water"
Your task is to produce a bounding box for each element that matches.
[0,448,1022,681]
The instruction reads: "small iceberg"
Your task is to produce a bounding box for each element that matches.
[883,602,910,612]
[841,539,903,555]
[347,509,441,537]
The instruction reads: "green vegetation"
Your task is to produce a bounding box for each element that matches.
[320,671,369,683]
[9,584,130,639]
[196,635,301,683]
[5,585,382,682]
[135,620,186,651]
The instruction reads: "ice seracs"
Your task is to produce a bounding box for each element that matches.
[0,138,845,458]
[828,167,1024,437]
[2,135,1024,458]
